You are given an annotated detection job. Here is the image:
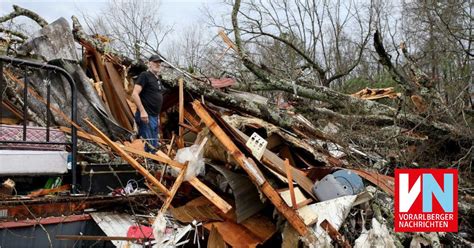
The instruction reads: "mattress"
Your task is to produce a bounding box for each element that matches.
[0,124,67,150]
[0,150,68,175]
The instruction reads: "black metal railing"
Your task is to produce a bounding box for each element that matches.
[0,56,78,193]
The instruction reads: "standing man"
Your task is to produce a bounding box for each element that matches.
[132,55,165,153]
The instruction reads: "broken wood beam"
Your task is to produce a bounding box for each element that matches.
[160,133,176,183]
[151,149,232,214]
[230,127,317,199]
[179,122,200,133]
[320,219,351,248]
[84,119,170,197]
[188,177,233,214]
[284,158,298,209]
[60,126,184,170]
[183,107,202,130]
[192,100,312,239]
[27,185,71,198]
[178,78,185,148]
[160,162,188,213]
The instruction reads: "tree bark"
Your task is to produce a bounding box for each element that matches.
[0,5,48,27]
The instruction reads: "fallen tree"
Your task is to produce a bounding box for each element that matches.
[1,4,472,167]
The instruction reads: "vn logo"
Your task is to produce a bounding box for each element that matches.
[395,169,458,232]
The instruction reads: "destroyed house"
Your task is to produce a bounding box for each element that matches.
[0,8,471,248]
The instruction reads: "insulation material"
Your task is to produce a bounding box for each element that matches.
[173,144,205,181]
[306,195,357,247]
[354,218,396,248]
[152,213,167,245]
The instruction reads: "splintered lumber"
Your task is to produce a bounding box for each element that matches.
[150,149,232,214]
[90,49,133,130]
[350,169,394,196]
[183,107,202,130]
[60,127,184,170]
[178,78,185,148]
[179,122,200,133]
[160,162,188,213]
[84,119,170,197]
[192,100,312,239]
[230,127,316,199]
[207,226,227,248]
[351,87,400,100]
[188,177,232,214]
[320,219,351,248]
[27,185,70,198]
[284,159,298,209]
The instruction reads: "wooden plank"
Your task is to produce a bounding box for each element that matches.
[350,169,394,196]
[284,158,298,209]
[320,219,351,248]
[208,226,227,248]
[239,214,277,244]
[160,162,187,213]
[88,57,101,83]
[280,146,297,167]
[188,177,232,214]
[296,205,319,225]
[279,187,307,209]
[84,119,170,197]
[104,61,134,130]
[230,127,316,200]
[60,127,184,170]
[192,100,312,239]
[92,50,132,131]
[27,185,71,198]
[204,222,261,248]
[148,150,232,214]
[179,122,200,133]
[177,78,185,148]
[183,107,202,130]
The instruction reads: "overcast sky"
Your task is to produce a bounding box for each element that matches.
[0,0,225,29]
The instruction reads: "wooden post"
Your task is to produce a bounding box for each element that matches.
[84,119,170,197]
[178,78,185,148]
[284,159,298,209]
[192,100,311,238]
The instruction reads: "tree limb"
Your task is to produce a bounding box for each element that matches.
[0,5,48,27]
[0,27,28,41]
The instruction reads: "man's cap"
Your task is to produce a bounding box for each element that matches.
[149,55,164,63]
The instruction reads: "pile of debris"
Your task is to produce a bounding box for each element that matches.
[0,10,472,248]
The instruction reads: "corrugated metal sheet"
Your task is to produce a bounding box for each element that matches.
[90,212,141,247]
[210,164,265,223]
